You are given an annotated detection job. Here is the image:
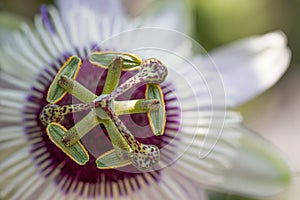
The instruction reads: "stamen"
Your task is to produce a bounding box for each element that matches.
[47,56,82,104]
[46,123,89,165]
[145,84,166,136]
[96,149,132,169]
[89,51,142,71]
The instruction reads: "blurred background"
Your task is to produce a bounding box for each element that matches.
[0,0,299,199]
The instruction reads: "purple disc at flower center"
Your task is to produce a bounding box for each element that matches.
[24,54,181,197]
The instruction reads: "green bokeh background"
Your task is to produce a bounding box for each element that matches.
[0,0,298,199]
[188,0,300,67]
[0,0,299,63]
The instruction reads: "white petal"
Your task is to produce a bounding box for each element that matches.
[208,31,291,107]
[269,175,300,200]
[218,126,291,196]
[56,0,126,18]
[133,171,207,200]
[171,124,291,197]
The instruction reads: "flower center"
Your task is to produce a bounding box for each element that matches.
[24,51,181,197]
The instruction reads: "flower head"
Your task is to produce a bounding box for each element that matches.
[0,0,292,199]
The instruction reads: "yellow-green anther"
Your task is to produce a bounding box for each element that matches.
[114,99,160,115]
[89,51,142,71]
[96,149,132,169]
[47,123,89,165]
[102,57,123,94]
[62,111,100,147]
[58,75,97,103]
[47,56,82,103]
[146,84,166,136]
